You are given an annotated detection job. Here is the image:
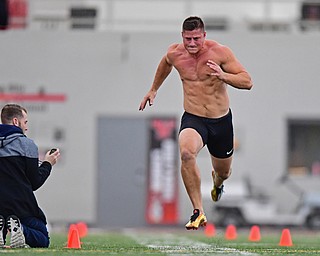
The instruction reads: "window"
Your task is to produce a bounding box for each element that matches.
[288,119,320,175]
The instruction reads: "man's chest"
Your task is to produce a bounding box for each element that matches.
[174,57,221,80]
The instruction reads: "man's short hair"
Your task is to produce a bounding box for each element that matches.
[1,104,27,124]
[182,16,205,32]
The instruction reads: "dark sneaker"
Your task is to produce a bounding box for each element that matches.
[185,209,207,230]
[211,171,224,202]
[0,215,4,248]
[211,184,224,202]
[6,215,29,248]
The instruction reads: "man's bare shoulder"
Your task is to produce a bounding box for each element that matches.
[205,40,234,63]
[166,43,185,63]
[205,40,230,53]
[167,43,184,54]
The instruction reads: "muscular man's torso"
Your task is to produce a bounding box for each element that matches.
[167,41,230,118]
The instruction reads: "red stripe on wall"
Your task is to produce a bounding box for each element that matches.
[0,93,67,102]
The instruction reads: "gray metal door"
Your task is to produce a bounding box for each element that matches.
[97,117,147,228]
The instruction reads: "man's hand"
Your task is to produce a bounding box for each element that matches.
[139,90,157,111]
[44,148,60,166]
[207,60,224,79]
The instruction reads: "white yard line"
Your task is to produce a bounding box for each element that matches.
[124,230,257,255]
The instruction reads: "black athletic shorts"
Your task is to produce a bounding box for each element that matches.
[179,109,234,158]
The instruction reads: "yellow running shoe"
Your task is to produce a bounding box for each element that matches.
[211,184,224,202]
[211,171,224,202]
[185,209,207,230]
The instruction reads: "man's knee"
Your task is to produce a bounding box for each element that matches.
[22,221,50,248]
[216,168,232,181]
[180,149,196,163]
[26,235,49,248]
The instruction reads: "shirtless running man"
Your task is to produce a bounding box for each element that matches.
[139,16,253,230]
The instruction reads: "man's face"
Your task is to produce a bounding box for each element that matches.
[182,29,206,55]
[13,110,28,134]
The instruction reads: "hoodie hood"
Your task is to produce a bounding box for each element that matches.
[0,124,25,148]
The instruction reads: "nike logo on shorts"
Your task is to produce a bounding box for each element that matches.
[226,149,234,155]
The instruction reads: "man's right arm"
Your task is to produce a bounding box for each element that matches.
[25,144,59,191]
[139,54,173,111]
[151,55,174,91]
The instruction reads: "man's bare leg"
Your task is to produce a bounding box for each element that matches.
[179,128,204,212]
[179,129,208,229]
[211,156,232,201]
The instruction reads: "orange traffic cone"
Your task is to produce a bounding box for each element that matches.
[279,228,293,246]
[76,222,88,238]
[67,224,77,242]
[66,224,81,249]
[225,224,237,240]
[204,223,216,237]
[249,225,261,242]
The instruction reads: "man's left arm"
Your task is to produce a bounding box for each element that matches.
[24,141,54,191]
[26,157,52,191]
[207,47,253,90]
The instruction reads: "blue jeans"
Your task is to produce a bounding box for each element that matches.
[20,217,50,248]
